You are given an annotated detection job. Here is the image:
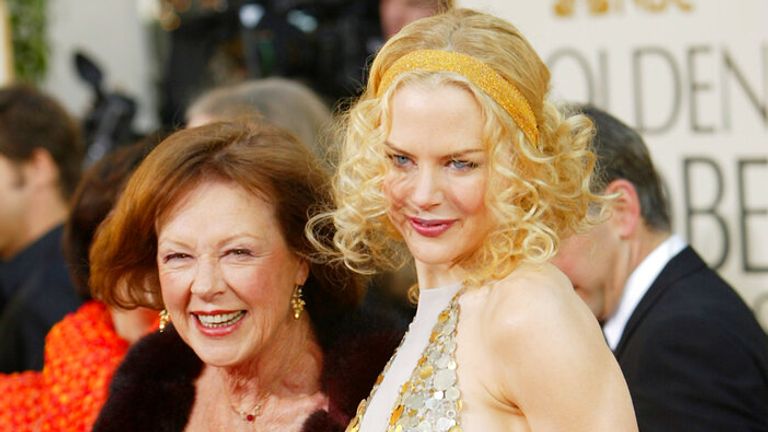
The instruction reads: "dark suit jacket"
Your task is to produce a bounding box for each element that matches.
[616,246,768,432]
[0,226,82,372]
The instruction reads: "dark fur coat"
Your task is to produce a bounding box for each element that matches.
[92,309,405,431]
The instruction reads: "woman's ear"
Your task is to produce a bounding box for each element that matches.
[295,259,310,287]
[604,179,642,239]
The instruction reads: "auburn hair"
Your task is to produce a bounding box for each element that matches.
[90,121,363,321]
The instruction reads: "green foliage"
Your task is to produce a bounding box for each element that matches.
[8,0,48,84]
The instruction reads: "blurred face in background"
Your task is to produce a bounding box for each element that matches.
[552,220,625,322]
[380,0,438,39]
[109,304,161,344]
[0,154,30,259]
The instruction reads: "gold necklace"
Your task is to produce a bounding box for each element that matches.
[226,391,270,423]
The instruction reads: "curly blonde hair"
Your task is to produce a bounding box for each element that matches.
[308,8,602,287]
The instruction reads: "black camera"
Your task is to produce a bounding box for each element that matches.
[158,0,381,126]
[74,51,138,167]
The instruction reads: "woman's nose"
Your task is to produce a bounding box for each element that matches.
[189,257,226,299]
[409,167,443,209]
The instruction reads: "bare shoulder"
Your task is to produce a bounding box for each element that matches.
[460,263,638,431]
[470,262,596,340]
[463,261,611,393]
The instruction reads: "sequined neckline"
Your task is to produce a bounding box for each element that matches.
[347,288,464,432]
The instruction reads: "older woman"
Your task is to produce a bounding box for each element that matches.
[89,122,402,431]
[309,8,637,432]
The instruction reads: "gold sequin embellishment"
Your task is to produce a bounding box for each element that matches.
[346,291,464,432]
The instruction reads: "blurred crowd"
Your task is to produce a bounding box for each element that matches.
[0,1,766,432]
[0,2,446,430]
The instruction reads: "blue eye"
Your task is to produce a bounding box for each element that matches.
[449,159,478,170]
[389,154,413,168]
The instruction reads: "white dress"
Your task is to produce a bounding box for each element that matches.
[358,282,462,432]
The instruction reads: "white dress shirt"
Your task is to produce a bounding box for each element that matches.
[603,234,687,350]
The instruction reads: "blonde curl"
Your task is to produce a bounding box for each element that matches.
[307,8,606,287]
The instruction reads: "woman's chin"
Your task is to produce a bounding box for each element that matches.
[408,247,455,268]
[184,325,253,367]
[192,343,248,368]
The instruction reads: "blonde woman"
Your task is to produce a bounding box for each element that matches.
[309,8,637,432]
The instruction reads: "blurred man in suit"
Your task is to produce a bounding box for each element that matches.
[553,105,768,431]
[0,85,83,372]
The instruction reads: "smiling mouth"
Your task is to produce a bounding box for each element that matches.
[193,310,246,328]
[409,217,455,237]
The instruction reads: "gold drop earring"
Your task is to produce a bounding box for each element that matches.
[158,309,171,332]
[291,285,305,319]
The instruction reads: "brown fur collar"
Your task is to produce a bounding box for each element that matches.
[92,310,405,432]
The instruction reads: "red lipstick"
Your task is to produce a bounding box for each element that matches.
[409,217,455,237]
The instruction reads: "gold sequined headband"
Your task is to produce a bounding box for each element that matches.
[377,49,539,144]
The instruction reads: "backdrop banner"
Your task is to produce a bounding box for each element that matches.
[460,0,768,329]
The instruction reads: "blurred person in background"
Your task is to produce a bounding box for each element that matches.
[90,122,403,431]
[154,0,453,127]
[553,105,768,431]
[0,84,84,373]
[0,137,161,431]
[379,0,454,40]
[186,77,332,158]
